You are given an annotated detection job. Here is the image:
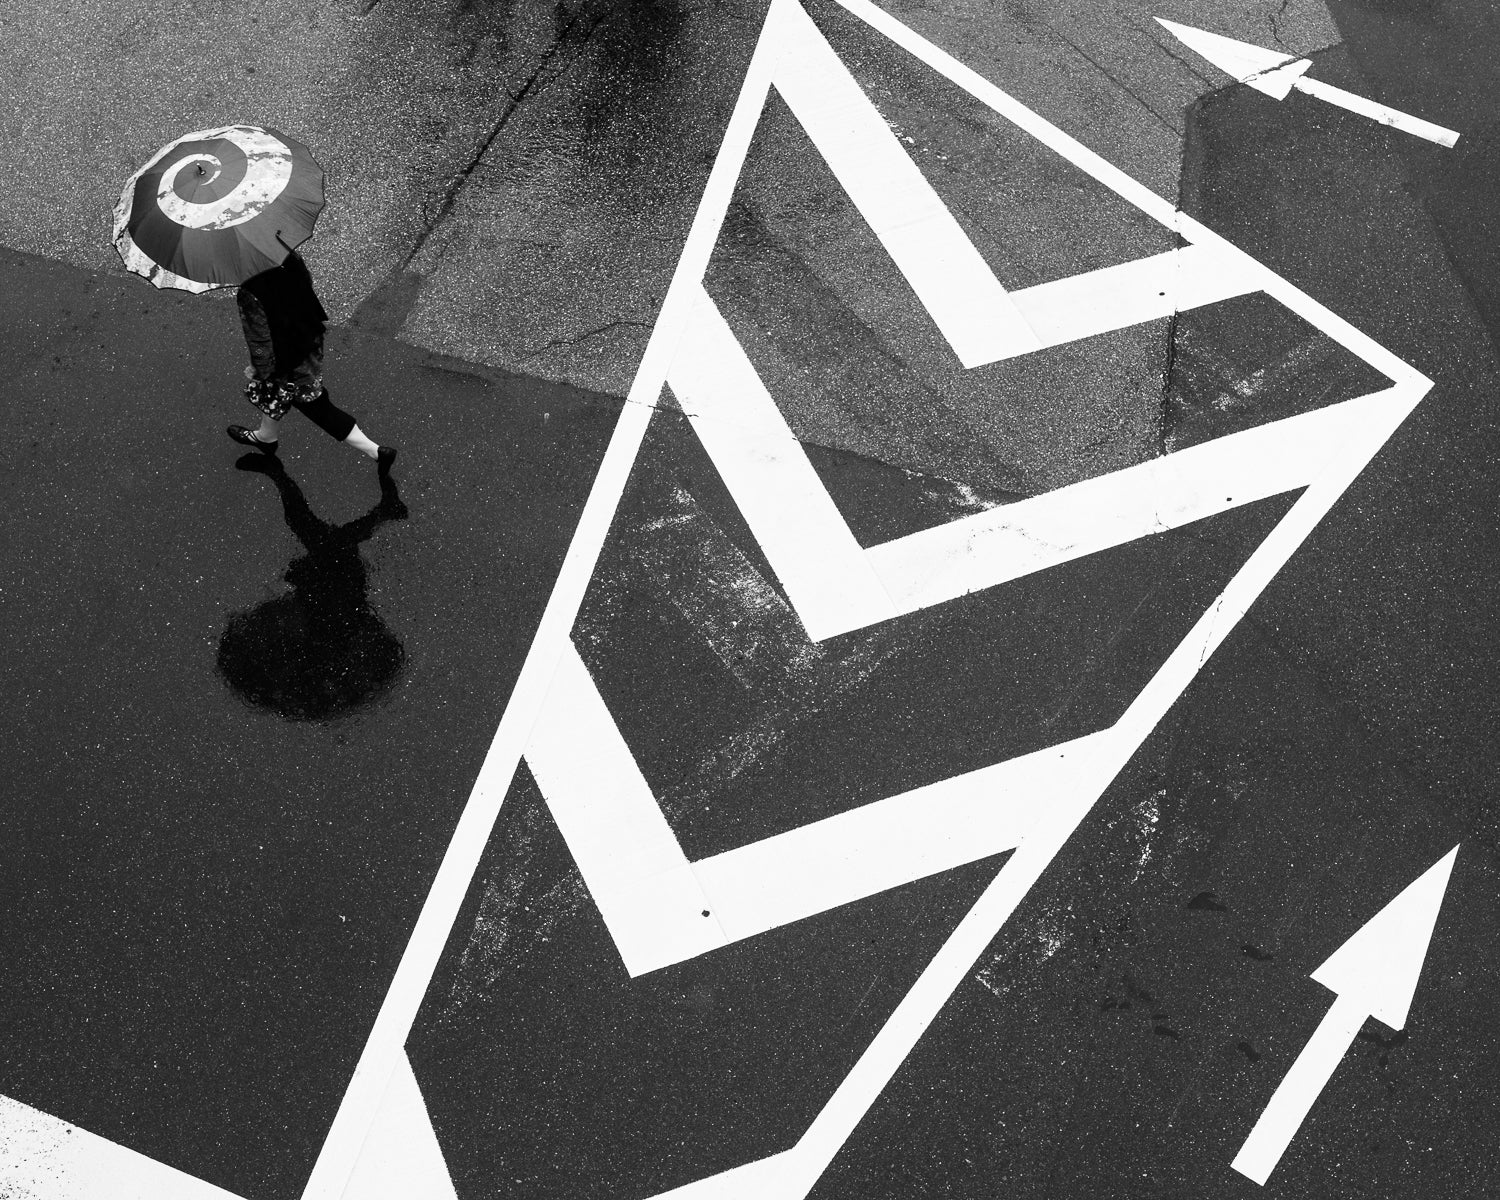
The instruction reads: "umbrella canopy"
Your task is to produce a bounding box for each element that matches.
[112,124,324,293]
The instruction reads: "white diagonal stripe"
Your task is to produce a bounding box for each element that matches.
[1007,243,1261,352]
[694,731,1109,943]
[524,642,726,976]
[769,0,1038,367]
[342,1053,459,1200]
[865,387,1402,614]
[296,10,787,1194]
[669,285,898,641]
[1293,77,1460,148]
[0,1093,246,1200]
[525,640,1113,976]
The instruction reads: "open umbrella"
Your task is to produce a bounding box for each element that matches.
[112,124,324,293]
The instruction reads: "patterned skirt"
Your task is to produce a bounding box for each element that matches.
[244,377,322,421]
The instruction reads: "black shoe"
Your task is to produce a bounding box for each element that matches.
[227,425,279,454]
[377,446,398,476]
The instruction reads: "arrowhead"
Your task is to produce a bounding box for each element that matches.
[1155,18,1313,100]
[1311,846,1459,1030]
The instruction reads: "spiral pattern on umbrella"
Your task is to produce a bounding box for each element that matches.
[153,127,294,229]
[112,125,324,293]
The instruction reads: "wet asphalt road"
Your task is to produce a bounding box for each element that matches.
[4,0,1500,1198]
[0,245,622,1195]
[1,0,1333,400]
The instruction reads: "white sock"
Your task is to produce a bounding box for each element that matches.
[254,415,280,442]
[344,424,380,459]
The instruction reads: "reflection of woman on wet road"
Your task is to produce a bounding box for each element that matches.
[228,250,398,474]
[218,455,407,721]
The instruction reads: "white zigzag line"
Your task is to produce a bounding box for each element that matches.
[300,1,1432,1199]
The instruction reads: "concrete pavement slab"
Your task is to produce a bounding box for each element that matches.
[0,0,1342,435]
[389,0,1340,418]
[388,0,776,398]
[0,0,647,323]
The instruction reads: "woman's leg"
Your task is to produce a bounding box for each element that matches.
[293,388,365,449]
[291,388,396,471]
[342,424,380,458]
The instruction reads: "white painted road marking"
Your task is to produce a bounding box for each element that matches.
[341,1054,459,1200]
[525,638,1107,975]
[1157,18,1461,147]
[690,737,1077,946]
[1154,18,1313,100]
[772,0,1040,367]
[1008,244,1259,350]
[668,286,899,642]
[296,14,787,1198]
[1294,77,1462,148]
[301,0,1434,1197]
[865,387,1394,615]
[632,364,1424,1200]
[617,0,1431,1191]
[1232,846,1460,1186]
[671,3,1410,645]
[525,642,729,973]
[0,1093,246,1200]
[671,251,1290,639]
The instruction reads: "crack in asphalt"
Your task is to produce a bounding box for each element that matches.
[1043,23,1182,137]
[520,318,653,358]
[1159,305,1181,458]
[406,0,621,265]
[1151,34,1217,92]
[355,0,632,323]
[1269,0,1294,52]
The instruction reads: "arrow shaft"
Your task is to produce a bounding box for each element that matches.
[1293,76,1460,147]
[1232,992,1368,1186]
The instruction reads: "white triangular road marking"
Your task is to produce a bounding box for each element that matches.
[1154,18,1312,98]
[341,1053,459,1200]
[1311,845,1459,1030]
[0,1093,246,1200]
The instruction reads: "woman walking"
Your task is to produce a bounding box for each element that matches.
[229,250,397,473]
[111,125,396,470]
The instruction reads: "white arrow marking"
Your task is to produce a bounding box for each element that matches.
[1232,845,1459,1186]
[1293,76,1460,147]
[1155,18,1313,100]
[1156,18,1460,146]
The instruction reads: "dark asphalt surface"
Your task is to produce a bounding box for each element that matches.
[4,1,1500,1199]
[0,246,620,1196]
